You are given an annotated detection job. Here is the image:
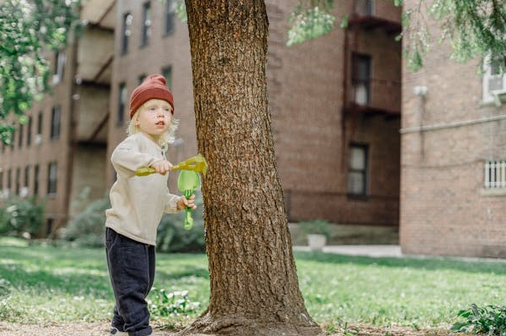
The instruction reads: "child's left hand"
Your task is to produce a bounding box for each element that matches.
[177,194,197,211]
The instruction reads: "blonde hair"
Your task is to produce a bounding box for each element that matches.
[127,106,179,149]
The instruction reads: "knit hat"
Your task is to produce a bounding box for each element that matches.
[129,74,174,119]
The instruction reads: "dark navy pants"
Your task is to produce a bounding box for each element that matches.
[105,228,155,336]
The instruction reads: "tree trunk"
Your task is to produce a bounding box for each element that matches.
[181,1,321,336]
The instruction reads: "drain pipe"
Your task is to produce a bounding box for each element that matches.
[400,114,506,134]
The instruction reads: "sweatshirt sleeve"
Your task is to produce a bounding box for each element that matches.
[164,193,181,213]
[111,138,161,178]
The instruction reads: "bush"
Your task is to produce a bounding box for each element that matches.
[299,219,332,239]
[0,197,44,237]
[156,193,205,253]
[60,195,110,247]
[61,192,206,253]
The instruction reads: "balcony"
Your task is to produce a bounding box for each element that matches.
[343,77,401,117]
[347,0,402,35]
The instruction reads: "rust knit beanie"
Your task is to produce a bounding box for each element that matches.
[129,74,174,119]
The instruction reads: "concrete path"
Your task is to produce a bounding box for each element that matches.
[293,244,403,257]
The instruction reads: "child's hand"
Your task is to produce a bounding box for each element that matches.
[150,160,173,175]
[177,194,197,211]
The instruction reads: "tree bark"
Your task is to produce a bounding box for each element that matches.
[181,1,321,336]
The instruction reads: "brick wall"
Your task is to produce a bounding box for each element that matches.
[400,0,506,257]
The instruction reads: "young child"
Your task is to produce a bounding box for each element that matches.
[105,74,196,336]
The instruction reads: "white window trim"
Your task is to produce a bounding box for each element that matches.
[482,54,506,105]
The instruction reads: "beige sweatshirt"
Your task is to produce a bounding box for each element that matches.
[105,132,180,246]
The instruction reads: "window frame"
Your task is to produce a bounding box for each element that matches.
[164,0,176,35]
[347,143,369,199]
[47,162,58,196]
[50,105,61,140]
[352,53,372,106]
[53,50,66,85]
[141,2,152,47]
[121,12,133,55]
[161,66,173,89]
[117,82,127,125]
[482,55,506,104]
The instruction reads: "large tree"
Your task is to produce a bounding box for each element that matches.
[181,1,321,335]
[288,0,506,71]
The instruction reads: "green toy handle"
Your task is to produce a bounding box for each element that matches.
[183,189,195,230]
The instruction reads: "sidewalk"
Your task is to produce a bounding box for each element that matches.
[293,244,403,258]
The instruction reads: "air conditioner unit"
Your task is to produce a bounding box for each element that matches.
[491,90,506,107]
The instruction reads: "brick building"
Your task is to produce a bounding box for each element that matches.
[400,0,506,257]
[1,0,402,238]
[108,0,402,228]
[0,0,115,235]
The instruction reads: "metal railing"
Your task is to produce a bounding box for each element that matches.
[485,160,506,189]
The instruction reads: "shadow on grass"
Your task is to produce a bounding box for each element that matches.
[294,250,506,275]
[156,265,209,280]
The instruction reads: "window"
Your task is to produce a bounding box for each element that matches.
[348,144,369,197]
[141,2,152,46]
[34,165,40,196]
[484,160,506,189]
[53,50,66,84]
[483,56,506,104]
[46,218,54,236]
[51,106,61,140]
[352,54,372,106]
[22,165,30,197]
[10,130,15,149]
[18,123,23,148]
[355,0,374,16]
[48,162,58,196]
[164,0,176,35]
[118,82,127,125]
[15,167,20,195]
[161,66,173,89]
[26,116,32,146]
[36,111,43,145]
[121,13,133,54]
[7,169,12,190]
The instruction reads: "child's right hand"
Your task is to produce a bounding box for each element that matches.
[150,160,173,175]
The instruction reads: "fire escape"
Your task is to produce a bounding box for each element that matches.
[341,0,402,118]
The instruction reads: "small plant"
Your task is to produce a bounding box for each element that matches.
[299,219,332,238]
[148,288,200,317]
[451,304,506,335]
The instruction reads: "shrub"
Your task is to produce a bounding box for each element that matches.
[0,197,44,237]
[299,219,332,239]
[61,191,206,253]
[156,193,205,253]
[61,196,110,247]
[451,304,506,335]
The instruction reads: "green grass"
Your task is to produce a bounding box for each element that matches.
[1,237,506,330]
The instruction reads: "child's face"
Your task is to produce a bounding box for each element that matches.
[135,99,173,142]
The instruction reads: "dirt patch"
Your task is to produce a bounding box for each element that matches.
[0,321,467,336]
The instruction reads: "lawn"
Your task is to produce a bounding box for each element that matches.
[1,236,505,332]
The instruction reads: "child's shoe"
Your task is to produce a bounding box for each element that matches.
[109,326,127,335]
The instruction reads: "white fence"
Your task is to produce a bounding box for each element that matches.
[485,160,506,188]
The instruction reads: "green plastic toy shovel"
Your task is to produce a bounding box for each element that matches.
[177,170,200,230]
